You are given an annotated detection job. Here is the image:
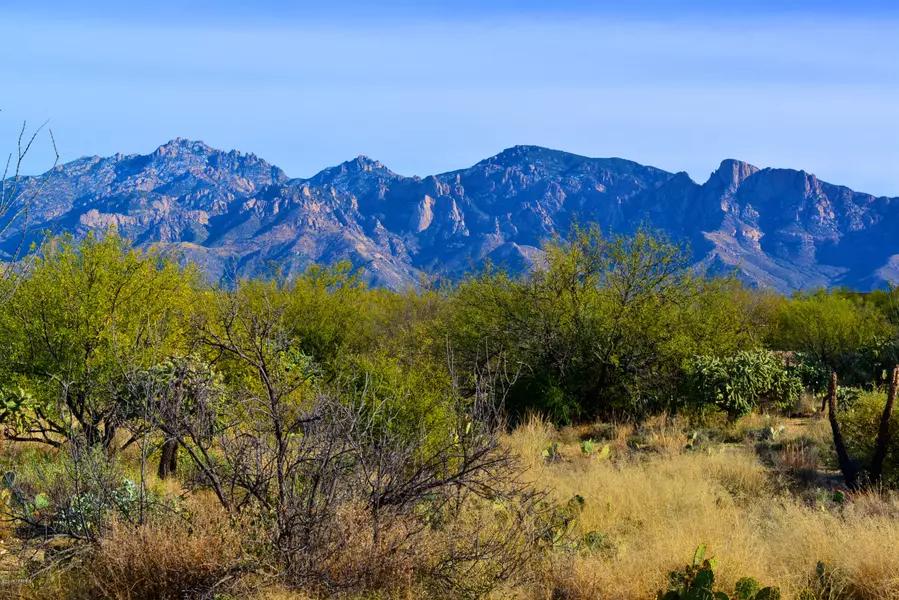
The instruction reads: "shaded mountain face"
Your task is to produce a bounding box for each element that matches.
[6,138,898,292]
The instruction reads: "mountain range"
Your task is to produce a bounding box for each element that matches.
[5,138,899,292]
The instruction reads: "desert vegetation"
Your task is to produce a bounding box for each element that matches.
[1,226,899,599]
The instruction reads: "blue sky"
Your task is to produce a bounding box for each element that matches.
[2,1,898,195]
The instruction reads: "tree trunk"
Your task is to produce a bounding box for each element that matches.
[157,438,179,479]
[84,422,99,448]
[103,421,118,454]
[870,365,899,484]
[827,371,858,489]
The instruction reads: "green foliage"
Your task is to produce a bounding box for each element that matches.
[685,350,802,421]
[1,474,49,520]
[33,492,49,510]
[794,560,839,600]
[658,546,780,600]
[770,290,892,384]
[447,225,769,424]
[283,261,369,367]
[11,230,892,596]
[657,544,724,600]
[840,389,899,485]
[734,577,760,599]
[55,478,143,536]
[0,230,197,448]
[580,439,595,455]
[0,386,42,430]
[577,439,611,459]
[4,220,899,600]
[338,351,457,451]
[581,439,596,456]
[788,354,829,396]
[1,441,159,538]
[541,442,561,463]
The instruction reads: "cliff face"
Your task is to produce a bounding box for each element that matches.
[7,138,898,291]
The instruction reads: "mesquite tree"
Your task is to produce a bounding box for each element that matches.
[0,232,196,450]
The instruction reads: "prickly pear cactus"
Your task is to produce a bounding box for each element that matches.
[734,577,760,599]
[753,588,781,600]
[657,547,780,600]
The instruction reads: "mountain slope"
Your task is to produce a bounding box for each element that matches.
[6,139,898,292]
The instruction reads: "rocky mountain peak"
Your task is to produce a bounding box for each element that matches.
[349,155,386,171]
[308,155,397,186]
[483,144,567,166]
[153,138,215,158]
[709,159,760,192]
[499,144,546,157]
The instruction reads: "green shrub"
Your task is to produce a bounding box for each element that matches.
[685,350,802,421]
[446,226,764,425]
[337,351,458,454]
[840,389,899,485]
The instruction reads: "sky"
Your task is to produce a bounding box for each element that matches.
[2,1,898,196]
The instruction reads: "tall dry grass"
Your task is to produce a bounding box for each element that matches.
[502,415,899,600]
[7,414,899,600]
[8,495,245,600]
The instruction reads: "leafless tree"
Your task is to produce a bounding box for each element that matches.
[0,119,59,305]
[133,282,546,596]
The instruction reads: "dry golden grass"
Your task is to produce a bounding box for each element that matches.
[7,495,244,600]
[501,415,899,600]
[7,413,899,600]
[85,501,244,600]
[725,412,786,442]
[776,438,821,483]
[310,503,418,595]
[248,590,314,600]
[641,414,690,456]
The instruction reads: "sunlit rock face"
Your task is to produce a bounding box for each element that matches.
[6,140,898,292]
